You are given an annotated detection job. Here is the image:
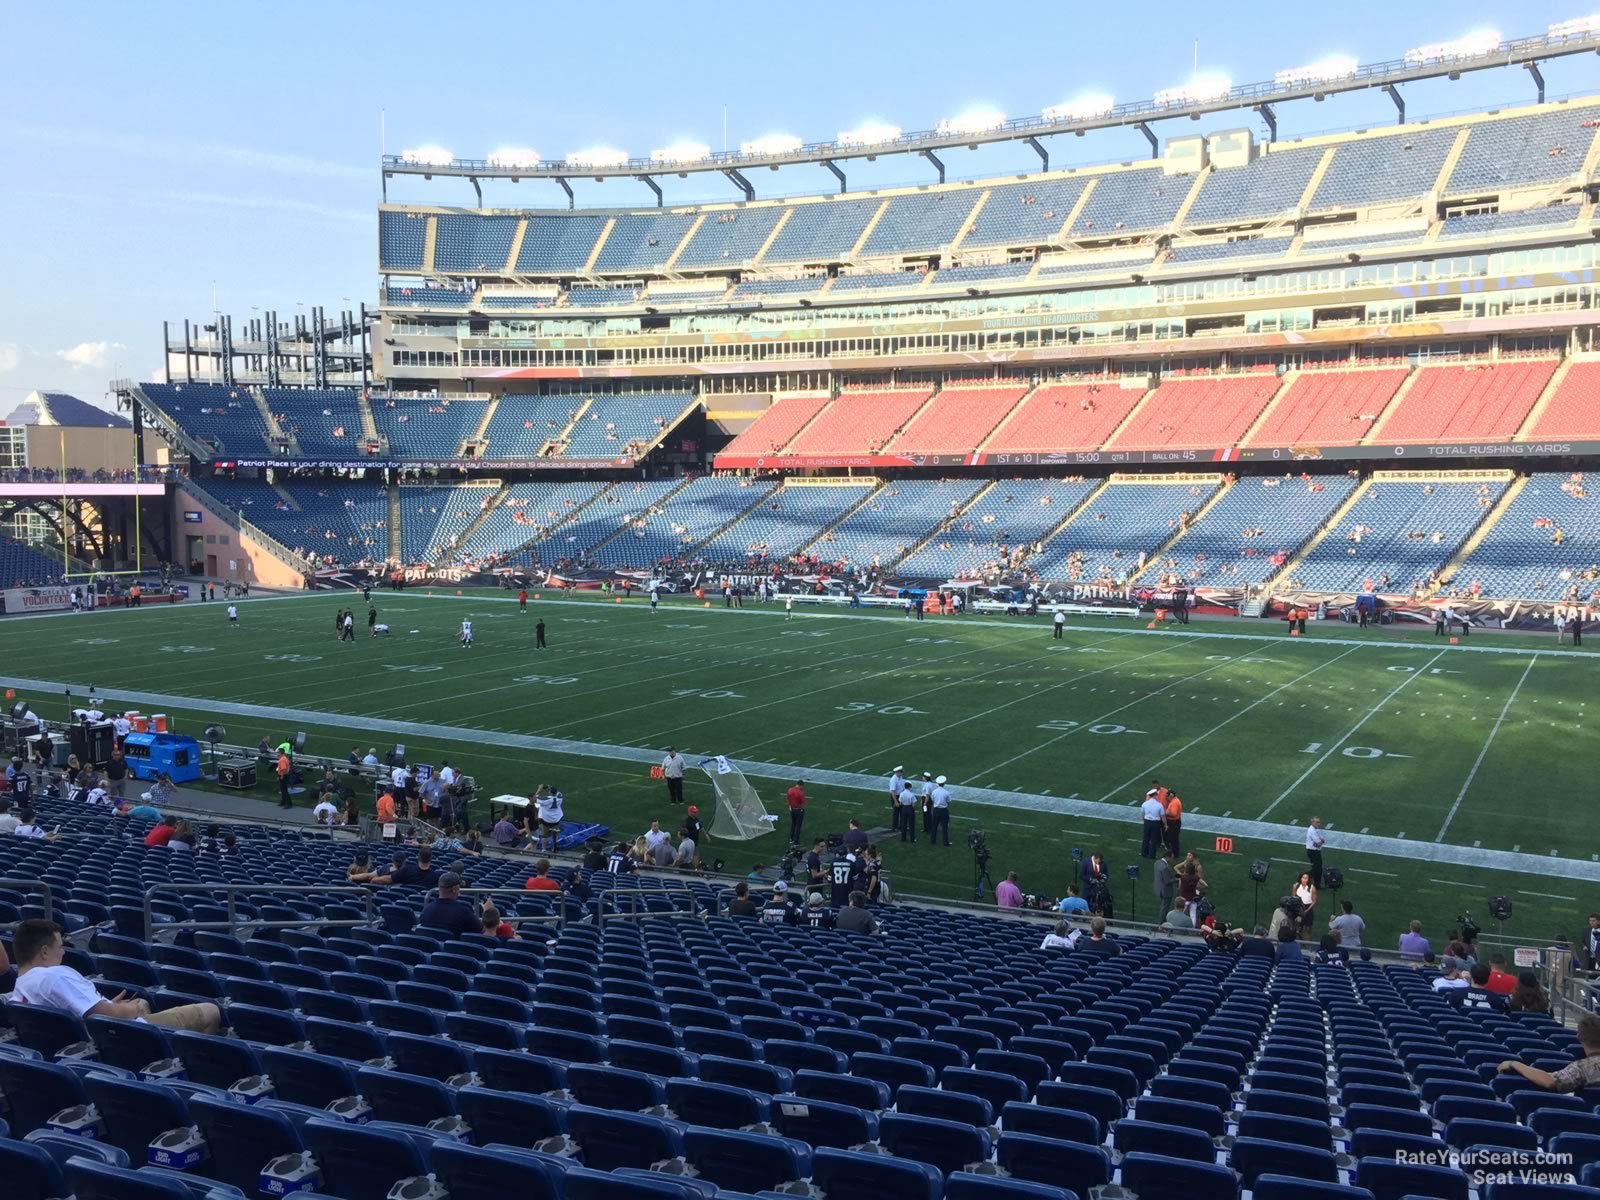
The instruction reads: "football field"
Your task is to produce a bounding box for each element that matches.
[3,589,1594,945]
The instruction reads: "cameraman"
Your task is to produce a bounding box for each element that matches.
[995,871,1023,910]
[1080,852,1111,915]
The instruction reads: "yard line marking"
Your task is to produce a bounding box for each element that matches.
[1258,648,1449,819]
[960,651,1263,784]
[8,670,1600,883]
[1430,879,1476,888]
[1518,890,1577,901]
[833,631,1164,770]
[1095,645,1362,802]
[1347,868,1399,878]
[1433,654,1538,844]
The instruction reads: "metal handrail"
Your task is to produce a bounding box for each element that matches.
[143,883,374,941]
[595,888,702,927]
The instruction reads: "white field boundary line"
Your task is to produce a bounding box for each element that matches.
[7,669,1596,882]
[1257,647,1450,819]
[1097,644,1365,803]
[730,630,1152,760]
[959,649,1276,785]
[1434,654,1539,843]
[831,631,1167,772]
[15,586,1596,659]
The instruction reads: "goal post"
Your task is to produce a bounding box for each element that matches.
[697,755,777,842]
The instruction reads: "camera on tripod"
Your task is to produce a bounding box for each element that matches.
[967,829,990,864]
[1457,912,1483,942]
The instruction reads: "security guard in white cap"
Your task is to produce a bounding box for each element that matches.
[930,775,952,846]
[918,771,935,837]
[888,765,906,833]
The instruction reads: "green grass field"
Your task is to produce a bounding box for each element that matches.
[3,589,1594,947]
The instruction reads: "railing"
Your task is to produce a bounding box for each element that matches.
[143,883,374,942]
[595,889,702,927]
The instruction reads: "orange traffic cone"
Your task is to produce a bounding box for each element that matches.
[1449,636,1459,645]
[1289,629,1300,637]
[534,593,542,601]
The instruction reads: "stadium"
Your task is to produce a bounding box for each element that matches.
[4,9,1600,1200]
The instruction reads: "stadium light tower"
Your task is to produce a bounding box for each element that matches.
[937,109,1007,141]
[740,133,803,157]
[1042,94,1115,123]
[837,123,902,148]
[565,147,630,173]
[651,142,711,165]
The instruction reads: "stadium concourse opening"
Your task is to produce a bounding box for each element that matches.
[12,16,1600,1198]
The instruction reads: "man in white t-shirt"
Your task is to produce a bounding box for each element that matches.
[0,799,17,834]
[7,919,221,1033]
[227,604,239,625]
[1305,816,1326,888]
[112,714,132,743]
[391,765,408,793]
[438,762,457,789]
[643,820,670,855]
[312,797,339,825]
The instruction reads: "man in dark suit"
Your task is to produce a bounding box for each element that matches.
[1580,913,1600,973]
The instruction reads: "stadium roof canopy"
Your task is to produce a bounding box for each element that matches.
[382,23,1600,204]
[4,391,131,429]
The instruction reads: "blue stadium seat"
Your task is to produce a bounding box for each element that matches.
[791,1069,888,1111]
[454,1087,565,1148]
[770,1093,878,1148]
[567,1063,666,1111]
[167,1031,265,1091]
[1118,1151,1240,1200]
[8,1006,91,1057]
[473,1048,568,1096]
[225,1005,306,1048]
[1036,1081,1126,1129]
[0,1057,91,1135]
[1235,1112,1335,1153]
[187,1094,307,1196]
[79,1074,211,1168]
[997,1133,1112,1190]
[1112,1118,1215,1163]
[681,1126,812,1191]
[1133,1096,1225,1140]
[565,1106,684,1171]
[698,1055,792,1095]
[1229,1137,1339,1187]
[609,1039,699,1078]
[257,1048,363,1111]
[1486,1187,1600,1200]
[300,1117,434,1200]
[810,1146,944,1200]
[432,1140,566,1200]
[1353,1158,1471,1200]
[942,1066,1028,1115]
[899,1084,995,1130]
[356,1066,458,1129]
[0,1137,72,1200]
[1252,1177,1376,1200]
[878,1112,994,1177]
[945,1175,1078,1200]
[1343,1103,1432,1138]
[561,1167,715,1200]
[61,1157,230,1200]
[384,1032,473,1081]
[1445,1118,1539,1153]
[665,1080,768,1129]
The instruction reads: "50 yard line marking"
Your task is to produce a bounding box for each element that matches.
[1096,644,1362,803]
[1433,654,1538,843]
[1258,647,1449,819]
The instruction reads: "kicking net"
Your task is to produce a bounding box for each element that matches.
[697,755,777,841]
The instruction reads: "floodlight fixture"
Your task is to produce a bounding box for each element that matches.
[1154,76,1232,105]
[740,133,803,156]
[401,145,454,167]
[565,146,629,168]
[651,142,711,164]
[837,123,902,147]
[488,147,541,169]
[1043,95,1115,122]
[1274,55,1359,86]
[937,110,1007,136]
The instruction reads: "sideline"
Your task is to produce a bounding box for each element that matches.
[4,671,1595,884]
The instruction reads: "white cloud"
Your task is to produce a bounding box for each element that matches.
[0,343,17,375]
[56,341,125,370]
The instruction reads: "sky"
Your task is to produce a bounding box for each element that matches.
[1,1,1595,411]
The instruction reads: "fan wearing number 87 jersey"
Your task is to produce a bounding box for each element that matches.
[830,851,864,907]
